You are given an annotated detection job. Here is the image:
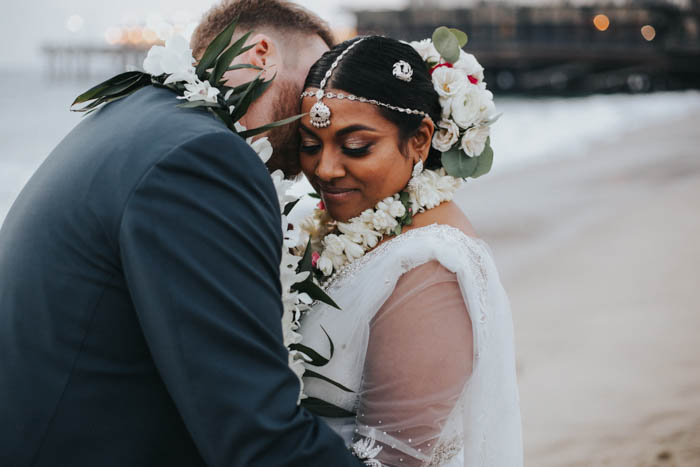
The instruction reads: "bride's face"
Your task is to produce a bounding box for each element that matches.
[299,93,417,222]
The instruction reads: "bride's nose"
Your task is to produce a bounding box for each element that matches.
[314,149,346,182]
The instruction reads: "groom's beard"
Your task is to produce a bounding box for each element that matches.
[265,80,303,178]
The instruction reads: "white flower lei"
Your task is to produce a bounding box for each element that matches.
[298,168,463,282]
[143,36,313,403]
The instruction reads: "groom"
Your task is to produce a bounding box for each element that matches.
[0,1,360,466]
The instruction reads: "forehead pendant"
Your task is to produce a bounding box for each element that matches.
[310,89,331,128]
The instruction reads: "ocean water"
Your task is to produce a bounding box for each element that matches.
[2,69,700,224]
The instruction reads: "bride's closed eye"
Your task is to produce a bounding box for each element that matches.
[299,140,374,157]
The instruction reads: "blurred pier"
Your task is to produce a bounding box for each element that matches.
[355,0,700,94]
[41,44,149,80]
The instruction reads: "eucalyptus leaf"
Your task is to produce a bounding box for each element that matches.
[441,147,478,178]
[432,26,460,64]
[210,31,253,85]
[303,370,354,393]
[195,18,239,77]
[301,397,355,418]
[470,138,494,179]
[238,114,304,139]
[449,28,469,48]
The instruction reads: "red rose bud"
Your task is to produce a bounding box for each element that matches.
[311,251,320,267]
[317,200,326,210]
[429,62,453,75]
[468,75,478,84]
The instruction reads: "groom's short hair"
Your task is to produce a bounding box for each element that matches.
[191,0,334,59]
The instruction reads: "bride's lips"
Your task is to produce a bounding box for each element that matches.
[319,184,359,203]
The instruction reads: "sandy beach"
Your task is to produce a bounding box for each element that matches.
[456,110,700,466]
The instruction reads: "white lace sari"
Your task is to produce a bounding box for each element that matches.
[299,224,523,466]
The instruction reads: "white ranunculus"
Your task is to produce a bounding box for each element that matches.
[372,210,398,232]
[249,136,273,163]
[479,88,496,120]
[388,199,406,218]
[450,86,483,129]
[432,67,468,99]
[432,119,461,152]
[454,50,484,82]
[340,236,364,261]
[409,38,440,63]
[179,79,220,104]
[143,35,197,84]
[323,234,345,257]
[461,126,490,157]
[317,254,333,276]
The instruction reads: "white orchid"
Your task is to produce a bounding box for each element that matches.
[249,136,273,164]
[270,170,297,211]
[461,126,490,158]
[432,119,461,152]
[178,79,220,104]
[143,35,197,85]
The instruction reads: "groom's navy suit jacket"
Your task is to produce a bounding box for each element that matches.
[0,87,360,467]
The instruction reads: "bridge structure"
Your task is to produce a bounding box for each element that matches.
[355,1,700,94]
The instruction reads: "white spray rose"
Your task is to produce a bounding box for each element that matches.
[450,86,483,129]
[460,126,490,158]
[432,67,468,99]
[454,50,484,82]
[409,38,441,63]
[432,119,461,152]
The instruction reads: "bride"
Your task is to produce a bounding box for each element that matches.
[293,34,522,466]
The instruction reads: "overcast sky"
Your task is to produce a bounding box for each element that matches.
[0,0,412,68]
[1,0,689,68]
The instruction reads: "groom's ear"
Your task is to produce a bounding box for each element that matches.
[242,33,278,72]
[410,118,435,164]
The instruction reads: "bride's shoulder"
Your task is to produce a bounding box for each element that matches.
[405,201,478,240]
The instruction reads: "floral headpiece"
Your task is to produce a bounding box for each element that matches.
[409,27,500,179]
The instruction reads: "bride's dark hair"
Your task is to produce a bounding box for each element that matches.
[304,36,443,169]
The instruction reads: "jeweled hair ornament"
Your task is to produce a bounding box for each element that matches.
[302,37,432,128]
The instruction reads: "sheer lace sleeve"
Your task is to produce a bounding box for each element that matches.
[352,260,473,466]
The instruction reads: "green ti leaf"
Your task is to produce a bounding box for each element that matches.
[282,198,301,217]
[303,369,354,393]
[209,31,254,85]
[195,17,239,78]
[71,71,143,107]
[292,279,341,310]
[432,26,461,64]
[226,63,262,72]
[301,397,355,418]
[308,192,321,199]
[238,113,304,139]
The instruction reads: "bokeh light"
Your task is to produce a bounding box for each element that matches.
[65,15,84,33]
[641,25,656,41]
[593,14,610,32]
[104,27,123,45]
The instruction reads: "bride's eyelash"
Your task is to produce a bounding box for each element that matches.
[300,144,321,155]
[343,143,373,157]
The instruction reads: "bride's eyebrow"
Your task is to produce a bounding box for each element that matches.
[335,124,378,137]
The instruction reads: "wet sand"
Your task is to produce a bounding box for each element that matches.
[456,110,700,466]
